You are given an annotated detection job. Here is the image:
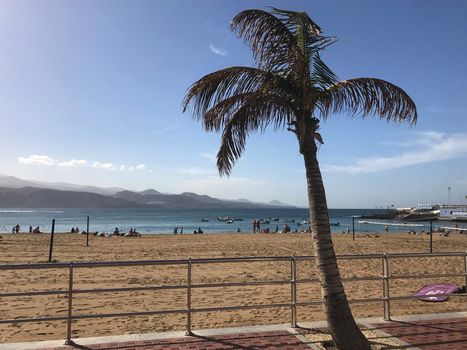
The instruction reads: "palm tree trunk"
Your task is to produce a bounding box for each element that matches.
[301,131,370,350]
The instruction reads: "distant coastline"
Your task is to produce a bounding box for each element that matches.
[1,207,466,235]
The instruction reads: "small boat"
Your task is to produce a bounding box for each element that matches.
[284,219,295,223]
[330,222,340,227]
[272,217,279,221]
[217,217,231,222]
[201,218,209,222]
[226,219,235,224]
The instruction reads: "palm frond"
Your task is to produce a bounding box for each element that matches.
[315,78,417,124]
[231,9,305,73]
[270,7,322,35]
[182,66,288,118]
[216,95,296,175]
[271,7,337,78]
[310,53,339,89]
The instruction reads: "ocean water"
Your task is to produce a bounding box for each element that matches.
[1,208,465,234]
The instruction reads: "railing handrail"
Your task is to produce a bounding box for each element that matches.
[0,251,466,345]
[1,251,466,269]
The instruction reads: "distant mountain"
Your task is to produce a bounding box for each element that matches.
[234,198,254,204]
[115,190,295,209]
[0,174,124,195]
[180,192,226,205]
[268,200,291,207]
[0,175,36,188]
[0,187,145,208]
[0,175,295,208]
[140,189,161,195]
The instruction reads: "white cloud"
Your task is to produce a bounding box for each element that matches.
[209,43,227,56]
[323,131,467,174]
[17,154,149,173]
[91,161,117,170]
[18,154,55,166]
[58,159,88,167]
[199,152,216,162]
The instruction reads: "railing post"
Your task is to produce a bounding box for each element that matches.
[382,253,391,321]
[290,256,297,327]
[464,251,467,292]
[186,258,193,336]
[65,262,74,345]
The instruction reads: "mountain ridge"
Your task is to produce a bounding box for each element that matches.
[0,175,295,209]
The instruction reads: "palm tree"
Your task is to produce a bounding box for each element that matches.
[183,8,416,350]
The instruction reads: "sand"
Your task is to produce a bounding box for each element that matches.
[0,232,466,343]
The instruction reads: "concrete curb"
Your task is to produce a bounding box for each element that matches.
[1,312,466,350]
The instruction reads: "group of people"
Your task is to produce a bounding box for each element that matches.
[173,226,184,234]
[11,224,41,234]
[252,220,261,233]
[110,227,140,237]
[252,220,296,234]
[86,227,140,237]
[70,227,82,234]
[173,226,205,234]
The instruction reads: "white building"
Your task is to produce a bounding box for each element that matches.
[439,205,467,220]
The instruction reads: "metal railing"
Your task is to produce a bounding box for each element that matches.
[0,252,466,344]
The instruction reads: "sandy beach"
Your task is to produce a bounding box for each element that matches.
[0,232,466,343]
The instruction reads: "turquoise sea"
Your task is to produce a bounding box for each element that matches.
[1,208,465,234]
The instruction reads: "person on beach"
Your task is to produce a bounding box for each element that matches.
[256,221,261,233]
[29,226,33,233]
[113,227,120,236]
[180,227,183,234]
[15,224,20,233]
[252,220,257,233]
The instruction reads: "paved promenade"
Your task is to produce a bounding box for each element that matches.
[371,315,467,350]
[1,313,465,350]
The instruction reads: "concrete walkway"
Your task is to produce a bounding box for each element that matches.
[2,312,466,350]
[370,314,467,350]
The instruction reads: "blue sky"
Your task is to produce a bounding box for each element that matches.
[1,0,466,208]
